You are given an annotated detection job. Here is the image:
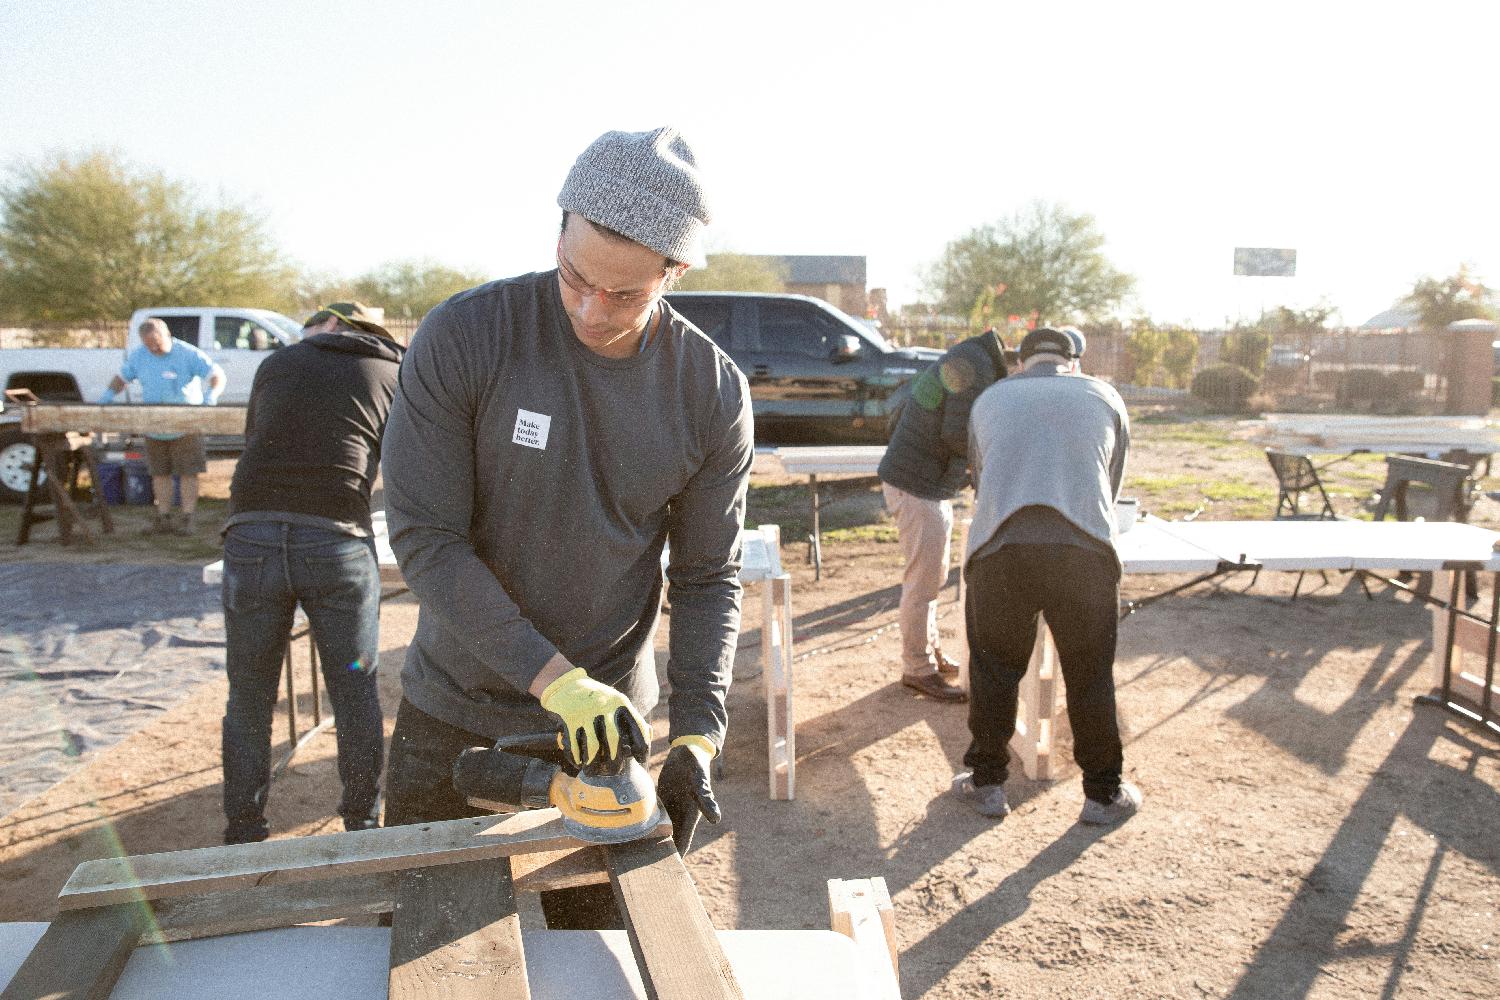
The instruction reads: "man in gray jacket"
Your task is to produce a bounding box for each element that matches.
[953,327,1141,825]
[877,329,1008,702]
[381,127,754,927]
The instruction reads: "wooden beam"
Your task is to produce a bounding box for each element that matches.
[146,871,397,942]
[20,402,248,436]
[827,877,900,996]
[389,858,530,1000]
[605,836,744,1000]
[139,844,610,942]
[60,808,664,911]
[510,844,610,894]
[0,903,148,1000]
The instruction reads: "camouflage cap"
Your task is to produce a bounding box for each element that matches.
[305,302,391,339]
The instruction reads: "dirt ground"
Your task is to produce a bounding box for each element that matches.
[1,417,1498,998]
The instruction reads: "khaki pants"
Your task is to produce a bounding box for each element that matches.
[882,483,953,677]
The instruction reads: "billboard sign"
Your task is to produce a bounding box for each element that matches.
[1233,247,1297,277]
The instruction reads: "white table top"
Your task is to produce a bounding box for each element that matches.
[1122,518,1500,573]
[773,446,886,476]
[1116,518,1225,574]
[0,922,877,1000]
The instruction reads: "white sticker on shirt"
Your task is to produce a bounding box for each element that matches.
[512,409,551,450]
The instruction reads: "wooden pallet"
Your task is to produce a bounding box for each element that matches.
[0,809,756,1000]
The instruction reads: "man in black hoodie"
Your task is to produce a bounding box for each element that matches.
[219,302,405,844]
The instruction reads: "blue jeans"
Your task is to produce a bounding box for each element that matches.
[221,521,384,842]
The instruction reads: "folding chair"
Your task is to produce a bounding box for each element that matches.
[1265,450,1337,520]
[1263,450,1368,600]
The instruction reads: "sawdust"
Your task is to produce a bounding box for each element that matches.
[1,434,1499,998]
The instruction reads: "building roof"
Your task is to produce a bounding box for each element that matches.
[757,255,867,286]
[1360,304,1418,330]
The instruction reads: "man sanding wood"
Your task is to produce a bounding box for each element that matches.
[381,127,754,928]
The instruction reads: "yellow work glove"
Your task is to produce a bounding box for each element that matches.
[538,667,650,768]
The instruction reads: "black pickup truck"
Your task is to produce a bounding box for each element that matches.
[665,291,941,444]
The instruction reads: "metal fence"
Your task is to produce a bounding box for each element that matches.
[880,320,1465,413]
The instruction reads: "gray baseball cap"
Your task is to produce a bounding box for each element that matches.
[557,127,711,267]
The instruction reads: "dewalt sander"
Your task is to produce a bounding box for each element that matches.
[453,728,666,845]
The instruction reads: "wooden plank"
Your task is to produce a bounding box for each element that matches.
[510,844,610,893]
[389,858,530,1000]
[20,402,248,435]
[1439,611,1500,707]
[146,871,397,942]
[1010,620,1057,781]
[0,903,147,1000]
[59,808,664,911]
[143,846,609,943]
[606,836,744,1000]
[764,574,795,800]
[827,878,901,999]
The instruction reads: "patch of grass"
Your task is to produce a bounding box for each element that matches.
[824,522,898,544]
[1201,480,1275,503]
[747,479,890,543]
[1128,474,1199,492]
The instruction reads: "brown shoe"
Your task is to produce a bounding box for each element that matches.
[171,511,197,536]
[141,510,171,535]
[936,651,962,676]
[902,672,967,702]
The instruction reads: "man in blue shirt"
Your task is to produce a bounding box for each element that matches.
[101,318,225,535]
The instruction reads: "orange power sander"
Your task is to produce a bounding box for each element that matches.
[453,728,666,845]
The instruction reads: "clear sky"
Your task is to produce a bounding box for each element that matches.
[2,0,1496,327]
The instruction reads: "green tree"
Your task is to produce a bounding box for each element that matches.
[351,259,488,320]
[0,151,289,321]
[1220,327,1272,377]
[675,252,786,292]
[1161,327,1200,389]
[1402,265,1494,330]
[1125,322,1168,386]
[924,200,1134,325]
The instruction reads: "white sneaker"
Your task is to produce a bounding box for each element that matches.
[1079,782,1142,825]
[951,771,1010,818]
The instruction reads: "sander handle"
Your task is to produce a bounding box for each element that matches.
[452,746,557,811]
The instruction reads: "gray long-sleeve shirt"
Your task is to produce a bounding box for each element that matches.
[381,271,754,746]
[966,363,1130,568]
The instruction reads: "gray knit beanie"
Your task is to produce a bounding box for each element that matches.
[557,127,711,267]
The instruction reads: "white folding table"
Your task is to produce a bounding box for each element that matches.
[772,446,886,580]
[1010,517,1500,778]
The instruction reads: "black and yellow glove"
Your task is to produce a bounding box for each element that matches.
[538,667,650,768]
[656,735,721,855]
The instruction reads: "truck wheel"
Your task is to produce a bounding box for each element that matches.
[0,428,41,503]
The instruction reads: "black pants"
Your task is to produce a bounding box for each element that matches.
[962,544,1124,803]
[384,698,623,929]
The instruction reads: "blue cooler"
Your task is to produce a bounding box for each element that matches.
[95,461,126,505]
[122,461,155,505]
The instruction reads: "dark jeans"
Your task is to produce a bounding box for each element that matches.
[385,698,624,930]
[963,543,1124,803]
[221,521,385,842]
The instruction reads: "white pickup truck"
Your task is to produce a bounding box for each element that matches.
[0,306,304,501]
